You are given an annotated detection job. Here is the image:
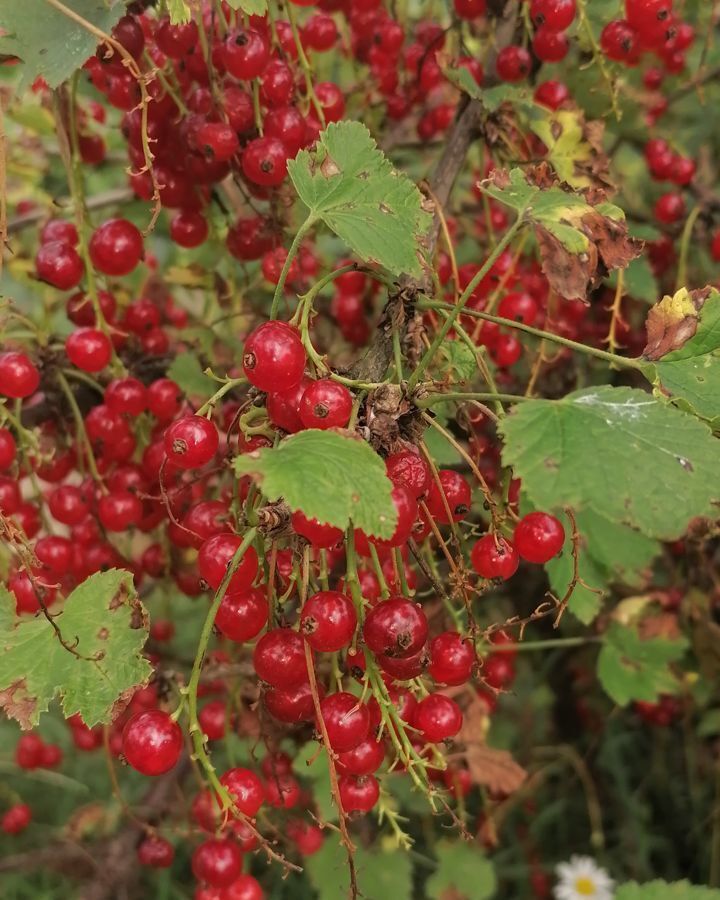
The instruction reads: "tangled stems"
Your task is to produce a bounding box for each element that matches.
[416,298,647,372]
[406,213,527,391]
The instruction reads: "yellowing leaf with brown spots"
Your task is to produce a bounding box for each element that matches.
[0,569,151,729]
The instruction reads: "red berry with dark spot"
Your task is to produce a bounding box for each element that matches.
[470,534,519,580]
[299,379,353,429]
[300,590,357,652]
[242,322,306,392]
[363,596,428,658]
[426,470,472,523]
[338,774,379,812]
[164,415,219,469]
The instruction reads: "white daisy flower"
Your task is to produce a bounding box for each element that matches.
[553,855,615,900]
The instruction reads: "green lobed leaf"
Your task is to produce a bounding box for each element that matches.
[233,429,397,538]
[0,0,125,91]
[436,340,478,382]
[0,570,151,729]
[305,837,413,900]
[166,354,217,401]
[500,385,720,540]
[597,622,688,706]
[543,509,660,624]
[426,839,497,900]
[644,287,720,423]
[616,881,720,899]
[287,121,431,279]
[224,0,268,14]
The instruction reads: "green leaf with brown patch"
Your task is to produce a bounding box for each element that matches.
[0,570,151,730]
[287,121,431,279]
[642,286,720,424]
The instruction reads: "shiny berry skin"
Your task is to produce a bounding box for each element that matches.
[0,352,40,398]
[303,13,338,52]
[197,122,240,162]
[36,240,84,289]
[48,484,90,525]
[300,590,357,652]
[0,427,17,470]
[362,483,417,551]
[89,218,143,276]
[35,535,73,575]
[532,27,569,62]
[264,681,319,723]
[197,534,259,593]
[105,377,147,415]
[121,710,183,776]
[191,838,243,888]
[98,490,142,531]
[299,379,353,429]
[291,510,343,548]
[288,820,324,856]
[600,20,639,63]
[534,79,570,109]
[320,691,370,753]
[626,0,672,31]
[315,82,345,121]
[363,597,428,658]
[67,289,116,326]
[470,534,519,580]
[338,774,379,813]
[426,470,472,523]
[220,766,265,816]
[222,29,270,80]
[412,693,463,742]
[137,835,175,868]
[223,874,265,900]
[242,321,305,392]
[496,45,531,82]
[40,218,78,245]
[170,211,209,248]
[215,588,268,643]
[483,653,516,689]
[65,328,112,372]
[147,378,182,421]
[253,628,309,689]
[198,701,229,742]
[513,511,565,563]
[155,17,198,58]
[385,450,431,498]
[654,191,686,225]
[266,377,311,433]
[429,632,475,686]
[0,475,21,514]
[1,803,31,835]
[242,137,288,187]
[530,0,576,29]
[164,415,219,469]
[265,105,306,157]
[337,737,385,776]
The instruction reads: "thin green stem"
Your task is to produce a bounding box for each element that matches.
[407,216,525,391]
[491,635,603,653]
[417,299,645,371]
[676,204,703,292]
[269,217,315,320]
[416,391,531,407]
[56,371,105,490]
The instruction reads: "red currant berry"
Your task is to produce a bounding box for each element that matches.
[338,773,379,813]
[291,510,343,548]
[530,0,576,30]
[496,45,531,82]
[137,835,175,868]
[223,875,265,900]
[337,736,385,776]
[363,596,428,658]
[242,137,288,187]
[1,803,31,835]
[170,210,209,248]
[429,632,475,686]
[197,533,259,593]
[121,710,183,776]
[222,29,270,80]
[513,511,565,563]
[242,322,306,392]
[164,415,219,469]
[0,427,17,470]
[253,628,309,689]
[36,241,84,290]
[412,693,463,742]
[300,590,358,652]
[0,352,40,398]
[385,450,431,498]
[426,470,472,523]
[263,681,319,723]
[98,490,143,531]
[65,328,112,372]
[89,218,144,276]
[220,766,265,817]
[191,838,243,889]
[215,588,269,643]
[105,377,147,415]
[299,379,353,429]
[470,534,519,580]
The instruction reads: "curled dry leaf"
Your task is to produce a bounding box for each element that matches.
[643,286,712,360]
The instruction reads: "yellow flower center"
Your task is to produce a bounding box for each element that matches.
[574,876,597,896]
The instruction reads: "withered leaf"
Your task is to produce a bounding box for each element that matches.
[643,286,712,360]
